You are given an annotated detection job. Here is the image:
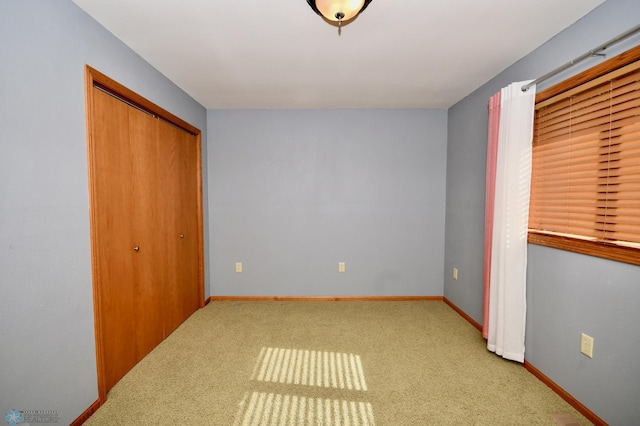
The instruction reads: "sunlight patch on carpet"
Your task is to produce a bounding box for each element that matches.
[235,347,375,425]
[234,392,375,426]
[251,347,367,391]
[550,413,582,426]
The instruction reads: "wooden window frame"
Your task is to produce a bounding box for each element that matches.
[528,45,640,266]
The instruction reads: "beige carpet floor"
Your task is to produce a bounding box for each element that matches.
[85,301,590,425]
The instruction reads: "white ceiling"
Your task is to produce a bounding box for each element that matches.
[72,0,604,109]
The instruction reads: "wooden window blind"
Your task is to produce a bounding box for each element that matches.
[529,48,640,265]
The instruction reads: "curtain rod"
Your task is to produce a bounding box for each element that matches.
[521,24,640,92]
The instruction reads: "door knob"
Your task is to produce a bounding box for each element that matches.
[134,246,140,252]
[179,234,184,238]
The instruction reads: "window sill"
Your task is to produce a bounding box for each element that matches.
[527,231,640,266]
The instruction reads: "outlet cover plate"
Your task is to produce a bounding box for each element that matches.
[580,333,593,358]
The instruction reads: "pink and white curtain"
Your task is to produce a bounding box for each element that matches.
[483,81,536,363]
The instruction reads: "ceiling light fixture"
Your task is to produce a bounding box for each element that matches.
[306,0,373,35]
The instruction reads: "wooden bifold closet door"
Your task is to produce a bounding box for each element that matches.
[87,69,202,396]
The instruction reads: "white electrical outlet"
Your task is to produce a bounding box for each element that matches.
[338,262,346,273]
[453,267,458,280]
[235,262,242,273]
[581,333,594,358]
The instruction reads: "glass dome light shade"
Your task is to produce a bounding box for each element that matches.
[314,0,366,22]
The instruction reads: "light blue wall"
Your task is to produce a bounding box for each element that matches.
[208,110,447,296]
[444,0,640,423]
[0,1,207,424]
[526,245,640,424]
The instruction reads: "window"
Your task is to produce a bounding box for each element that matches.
[528,46,640,265]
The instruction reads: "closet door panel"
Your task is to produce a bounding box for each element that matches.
[127,107,165,361]
[157,121,199,336]
[92,89,140,391]
[175,129,200,330]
